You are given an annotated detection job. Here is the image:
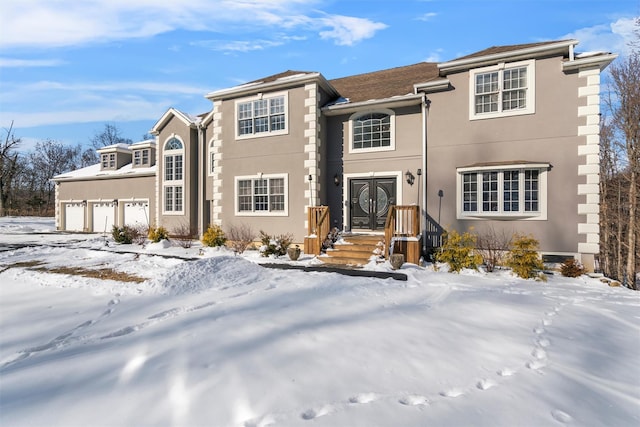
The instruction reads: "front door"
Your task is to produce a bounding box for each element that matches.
[350,177,396,230]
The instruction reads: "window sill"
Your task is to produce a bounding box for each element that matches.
[458,213,544,221]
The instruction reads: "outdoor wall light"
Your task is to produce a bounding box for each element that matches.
[405,170,415,186]
[334,173,340,186]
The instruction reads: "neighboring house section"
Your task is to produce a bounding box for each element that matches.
[53,39,616,270]
[53,141,156,232]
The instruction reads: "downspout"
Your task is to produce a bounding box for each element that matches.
[421,93,428,256]
[197,125,204,238]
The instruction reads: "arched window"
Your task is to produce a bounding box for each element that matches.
[351,110,394,152]
[163,137,184,213]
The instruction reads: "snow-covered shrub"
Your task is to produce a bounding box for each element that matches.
[226,223,255,254]
[506,233,545,280]
[435,228,482,273]
[148,225,169,243]
[259,230,293,258]
[202,225,227,247]
[130,224,148,245]
[560,258,586,278]
[111,225,136,244]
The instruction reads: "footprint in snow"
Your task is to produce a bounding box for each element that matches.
[399,395,429,406]
[301,405,333,420]
[533,326,545,334]
[543,318,553,326]
[348,393,378,404]
[526,359,547,370]
[476,379,497,390]
[537,337,551,348]
[497,368,516,377]
[531,347,547,360]
[439,388,465,398]
[551,409,573,423]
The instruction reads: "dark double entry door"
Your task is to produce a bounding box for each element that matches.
[350,177,396,231]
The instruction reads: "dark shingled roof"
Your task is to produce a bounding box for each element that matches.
[452,40,572,62]
[244,70,315,85]
[328,62,440,104]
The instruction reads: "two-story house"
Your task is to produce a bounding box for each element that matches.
[54,39,616,271]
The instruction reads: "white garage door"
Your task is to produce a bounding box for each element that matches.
[124,201,149,227]
[65,203,85,232]
[92,202,116,232]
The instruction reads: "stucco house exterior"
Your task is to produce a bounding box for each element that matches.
[53,39,616,270]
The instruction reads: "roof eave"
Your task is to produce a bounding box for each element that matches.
[322,93,424,116]
[205,73,339,101]
[438,39,579,74]
[414,78,451,93]
[562,53,618,72]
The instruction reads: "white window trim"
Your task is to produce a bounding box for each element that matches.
[469,59,535,121]
[348,109,396,154]
[234,173,289,217]
[456,163,548,220]
[234,91,289,140]
[162,136,185,215]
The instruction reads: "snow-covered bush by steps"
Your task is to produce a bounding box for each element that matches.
[506,233,546,280]
[560,258,586,278]
[148,225,169,243]
[259,230,293,257]
[201,225,227,247]
[435,229,482,273]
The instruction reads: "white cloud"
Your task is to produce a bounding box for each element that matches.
[564,16,638,56]
[0,58,65,68]
[0,79,210,128]
[0,0,386,50]
[424,49,443,63]
[191,39,285,53]
[319,15,388,46]
[417,12,438,22]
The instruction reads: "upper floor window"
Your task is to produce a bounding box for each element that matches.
[349,110,395,153]
[101,153,116,169]
[457,163,547,220]
[235,174,288,216]
[235,93,288,139]
[163,137,184,213]
[133,149,150,166]
[469,60,535,120]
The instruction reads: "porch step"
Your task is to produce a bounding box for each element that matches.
[319,234,385,267]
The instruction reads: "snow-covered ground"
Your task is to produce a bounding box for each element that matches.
[0,217,638,427]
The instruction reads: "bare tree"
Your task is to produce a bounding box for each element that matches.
[28,140,81,214]
[0,122,21,216]
[605,28,640,289]
[84,123,133,165]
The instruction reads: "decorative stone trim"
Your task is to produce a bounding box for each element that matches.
[576,66,601,256]
[211,104,223,225]
[304,83,321,231]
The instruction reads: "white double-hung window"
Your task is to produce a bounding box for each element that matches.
[236,92,288,138]
[470,60,535,120]
[235,174,288,216]
[163,137,184,214]
[457,163,548,220]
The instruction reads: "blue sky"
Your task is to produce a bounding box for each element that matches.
[0,0,638,152]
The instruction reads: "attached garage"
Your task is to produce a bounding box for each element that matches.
[92,202,116,232]
[65,203,85,232]
[124,201,150,227]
